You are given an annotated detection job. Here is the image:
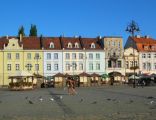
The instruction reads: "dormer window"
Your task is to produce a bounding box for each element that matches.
[91,43,95,48]
[68,42,72,48]
[144,46,148,50]
[49,42,54,48]
[75,42,79,48]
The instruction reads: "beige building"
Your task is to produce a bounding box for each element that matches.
[124,47,139,78]
[103,37,125,77]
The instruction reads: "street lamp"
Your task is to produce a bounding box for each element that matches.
[126,20,140,88]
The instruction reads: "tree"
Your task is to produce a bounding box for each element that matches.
[29,24,37,36]
[18,26,25,37]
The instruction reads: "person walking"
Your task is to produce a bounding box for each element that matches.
[66,77,77,95]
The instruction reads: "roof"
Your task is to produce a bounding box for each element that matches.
[22,37,41,50]
[131,36,156,44]
[91,73,101,77]
[130,36,156,52]
[53,73,65,77]
[79,72,91,77]
[80,38,103,50]
[0,36,104,50]
[61,37,82,50]
[42,37,62,50]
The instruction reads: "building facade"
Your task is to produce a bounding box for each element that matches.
[125,35,156,75]
[43,37,63,78]
[103,37,125,76]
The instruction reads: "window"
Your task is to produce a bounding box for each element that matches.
[66,63,70,70]
[72,62,77,70]
[35,64,39,71]
[27,53,31,59]
[65,53,70,59]
[49,42,54,48]
[68,42,72,48]
[79,63,83,70]
[108,60,112,68]
[47,53,51,60]
[143,63,146,70]
[108,41,111,46]
[147,63,151,70]
[7,64,11,71]
[16,53,20,59]
[26,64,32,71]
[54,53,58,59]
[75,43,79,48]
[118,42,120,48]
[154,53,156,58]
[54,64,58,71]
[142,54,146,58]
[91,43,95,48]
[72,53,76,59]
[15,64,20,71]
[96,53,100,59]
[147,53,151,58]
[154,63,156,69]
[89,63,93,70]
[112,41,115,46]
[47,64,51,71]
[89,53,93,59]
[126,61,129,69]
[35,53,40,59]
[79,53,83,59]
[96,63,100,70]
[7,53,11,59]
[117,61,121,68]
[130,61,133,67]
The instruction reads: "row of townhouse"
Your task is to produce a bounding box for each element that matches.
[0,35,124,86]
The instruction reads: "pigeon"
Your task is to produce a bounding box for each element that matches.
[128,100,134,104]
[60,96,63,99]
[39,96,43,102]
[50,98,54,101]
[28,100,33,104]
[25,96,28,100]
[80,98,83,102]
[107,98,111,101]
[150,101,155,104]
[147,96,154,99]
[92,101,97,104]
[0,100,2,103]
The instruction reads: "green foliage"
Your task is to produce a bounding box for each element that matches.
[29,24,37,36]
[18,26,25,37]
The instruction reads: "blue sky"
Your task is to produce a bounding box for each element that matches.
[0,0,156,44]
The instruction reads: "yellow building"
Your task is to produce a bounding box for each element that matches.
[0,36,43,87]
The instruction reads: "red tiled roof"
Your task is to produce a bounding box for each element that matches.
[80,38,103,50]
[61,37,82,50]
[130,37,156,52]
[131,37,156,44]
[42,37,62,50]
[0,37,8,49]
[22,37,41,50]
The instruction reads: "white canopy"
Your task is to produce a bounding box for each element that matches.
[9,71,33,77]
[129,75,140,79]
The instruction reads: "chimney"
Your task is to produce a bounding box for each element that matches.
[74,35,78,38]
[20,34,22,42]
[136,35,140,38]
[6,35,8,39]
[145,35,150,39]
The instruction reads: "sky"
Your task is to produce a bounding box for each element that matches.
[0,0,156,44]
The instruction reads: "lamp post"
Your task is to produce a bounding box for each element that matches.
[126,20,140,88]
